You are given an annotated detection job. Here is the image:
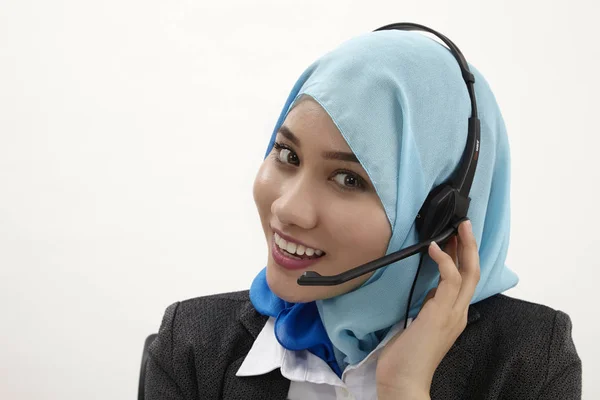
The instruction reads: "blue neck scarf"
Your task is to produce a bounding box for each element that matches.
[250,30,519,374]
[250,269,342,377]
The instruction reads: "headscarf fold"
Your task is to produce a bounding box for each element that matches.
[250,30,518,374]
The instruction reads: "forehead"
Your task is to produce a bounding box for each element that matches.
[283,96,352,151]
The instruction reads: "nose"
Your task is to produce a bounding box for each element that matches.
[271,173,318,230]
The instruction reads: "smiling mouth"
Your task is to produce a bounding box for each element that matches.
[278,246,324,260]
[271,236,326,271]
[272,232,325,260]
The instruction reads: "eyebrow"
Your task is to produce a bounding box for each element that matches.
[277,125,360,163]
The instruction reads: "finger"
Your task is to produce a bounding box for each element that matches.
[433,239,455,287]
[443,236,459,268]
[428,240,462,308]
[455,220,481,310]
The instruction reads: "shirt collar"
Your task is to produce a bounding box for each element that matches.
[235,317,284,377]
[236,316,412,385]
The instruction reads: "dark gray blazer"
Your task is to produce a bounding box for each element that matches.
[145,291,581,400]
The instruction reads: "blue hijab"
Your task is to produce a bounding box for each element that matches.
[250,30,519,375]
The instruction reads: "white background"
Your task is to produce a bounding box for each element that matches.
[1,0,598,398]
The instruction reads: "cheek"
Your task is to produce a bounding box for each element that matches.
[328,204,391,258]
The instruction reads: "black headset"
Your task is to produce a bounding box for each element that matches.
[296,22,480,325]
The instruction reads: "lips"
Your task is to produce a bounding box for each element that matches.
[271,235,325,271]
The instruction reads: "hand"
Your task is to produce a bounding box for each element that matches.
[375,220,481,400]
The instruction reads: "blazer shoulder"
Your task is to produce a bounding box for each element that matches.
[466,295,581,398]
[153,290,266,348]
[476,293,569,322]
[471,294,576,354]
[177,289,252,315]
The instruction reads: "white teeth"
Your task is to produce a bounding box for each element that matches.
[286,242,297,254]
[274,232,323,258]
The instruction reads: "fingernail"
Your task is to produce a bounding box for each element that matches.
[465,220,472,232]
[430,241,440,251]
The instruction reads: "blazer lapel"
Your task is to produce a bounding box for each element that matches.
[238,299,269,339]
[223,300,290,400]
[430,304,481,400]
[228,298,482,400]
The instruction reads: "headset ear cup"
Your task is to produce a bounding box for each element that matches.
[416,186,457,240]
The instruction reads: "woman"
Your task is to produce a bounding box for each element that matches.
[145,25,581,399]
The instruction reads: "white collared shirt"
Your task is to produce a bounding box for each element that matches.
[236,317,412,400]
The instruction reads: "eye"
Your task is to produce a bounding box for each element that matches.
[271,141,368,192]
[272,142,299,166]
[331,171,366,191]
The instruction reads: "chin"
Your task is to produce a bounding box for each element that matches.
[269,282,316,303]
[266,265,368,303]
[266,267,320,303]
[276,291,313,303]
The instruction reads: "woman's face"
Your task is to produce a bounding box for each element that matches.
[253,97,392,303]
